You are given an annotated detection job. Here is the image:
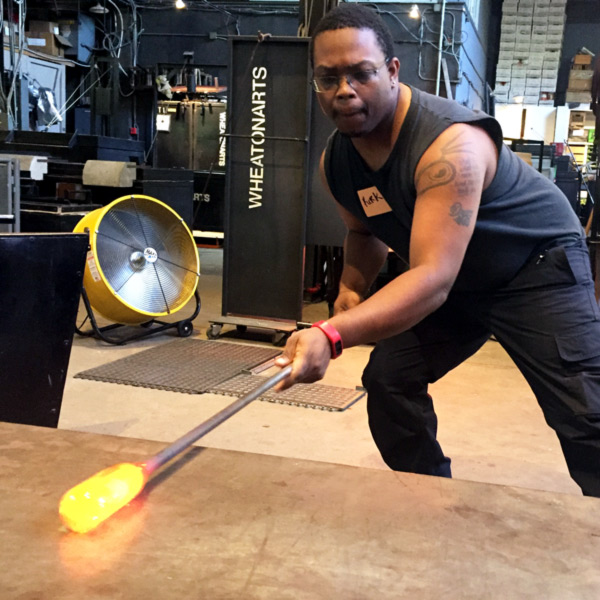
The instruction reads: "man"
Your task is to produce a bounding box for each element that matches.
[275,3,600,496]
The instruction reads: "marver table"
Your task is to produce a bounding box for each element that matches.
[1,421,599,599]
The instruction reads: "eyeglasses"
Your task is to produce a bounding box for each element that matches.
[312,59,389,93]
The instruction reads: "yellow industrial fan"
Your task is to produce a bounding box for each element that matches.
[74,194,201,344]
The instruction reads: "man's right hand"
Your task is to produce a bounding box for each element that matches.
[274,327,333,390]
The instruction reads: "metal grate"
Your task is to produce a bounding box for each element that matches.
[74,339,282,394]
[209,373,365,411]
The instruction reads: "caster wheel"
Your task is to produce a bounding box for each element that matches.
[207,323,222,340]
[177,320,194,337]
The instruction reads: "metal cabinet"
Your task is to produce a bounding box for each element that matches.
[155,100,226,172]
[0,158,20,232]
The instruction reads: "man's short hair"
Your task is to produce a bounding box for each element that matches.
[310,4,394,66]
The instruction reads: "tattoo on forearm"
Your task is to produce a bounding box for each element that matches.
[415,160,456,195]
[449,202,473,226]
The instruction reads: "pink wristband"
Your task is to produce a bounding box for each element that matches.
[312,320,343,359]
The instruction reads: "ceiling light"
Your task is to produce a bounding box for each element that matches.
[89,2,109,14]
[409,4,420,19]
[175,0,186,8]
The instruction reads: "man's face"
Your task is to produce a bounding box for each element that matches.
[312,27,396,138]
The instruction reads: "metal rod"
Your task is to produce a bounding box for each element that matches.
[222,133,308,143]
[144,365,292,475]
[435,0,447,96]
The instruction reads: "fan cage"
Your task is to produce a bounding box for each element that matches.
[76,194,199,325]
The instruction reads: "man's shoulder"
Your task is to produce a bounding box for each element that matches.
[410,86,482,121]
[408,86,502,153]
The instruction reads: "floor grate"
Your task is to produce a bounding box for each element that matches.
[209,373,365,411]
[74,339,282,394]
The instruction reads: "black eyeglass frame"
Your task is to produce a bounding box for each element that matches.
[312,58,391,93]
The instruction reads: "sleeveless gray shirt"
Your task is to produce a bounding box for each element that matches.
[324,86,583,291]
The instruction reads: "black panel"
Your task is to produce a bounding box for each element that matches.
[194,171,225,232]
[192,102,227,172]
[305,97,346,247]
[156,101,227,173]
[0,233,87,428]
[136,167,195,228]
[223,37,310,322]
[155,102,193,169]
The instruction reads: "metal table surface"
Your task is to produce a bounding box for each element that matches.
[1,421,599,599]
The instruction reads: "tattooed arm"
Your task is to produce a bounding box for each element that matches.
[276,123,497,387]
[322,124,498,346]
[326,123,497,347]
[408,123,497,301]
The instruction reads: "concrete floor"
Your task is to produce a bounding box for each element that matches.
[59,247,582,497]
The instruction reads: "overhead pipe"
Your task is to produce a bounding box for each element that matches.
[435,0,447,96]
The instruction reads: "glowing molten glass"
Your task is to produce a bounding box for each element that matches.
[59,463,148,534]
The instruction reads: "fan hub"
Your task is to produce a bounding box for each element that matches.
[129,247,158,269]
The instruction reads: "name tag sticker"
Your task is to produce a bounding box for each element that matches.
[357,186,392,217]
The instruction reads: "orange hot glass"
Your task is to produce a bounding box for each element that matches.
[58,366,293,534]
[59,463,148,534]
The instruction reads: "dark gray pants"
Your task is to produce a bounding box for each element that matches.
[363,241,600,496]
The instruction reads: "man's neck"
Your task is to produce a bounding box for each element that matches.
[351,83,412,171]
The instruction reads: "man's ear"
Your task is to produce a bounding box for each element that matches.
[390,57,401,80]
